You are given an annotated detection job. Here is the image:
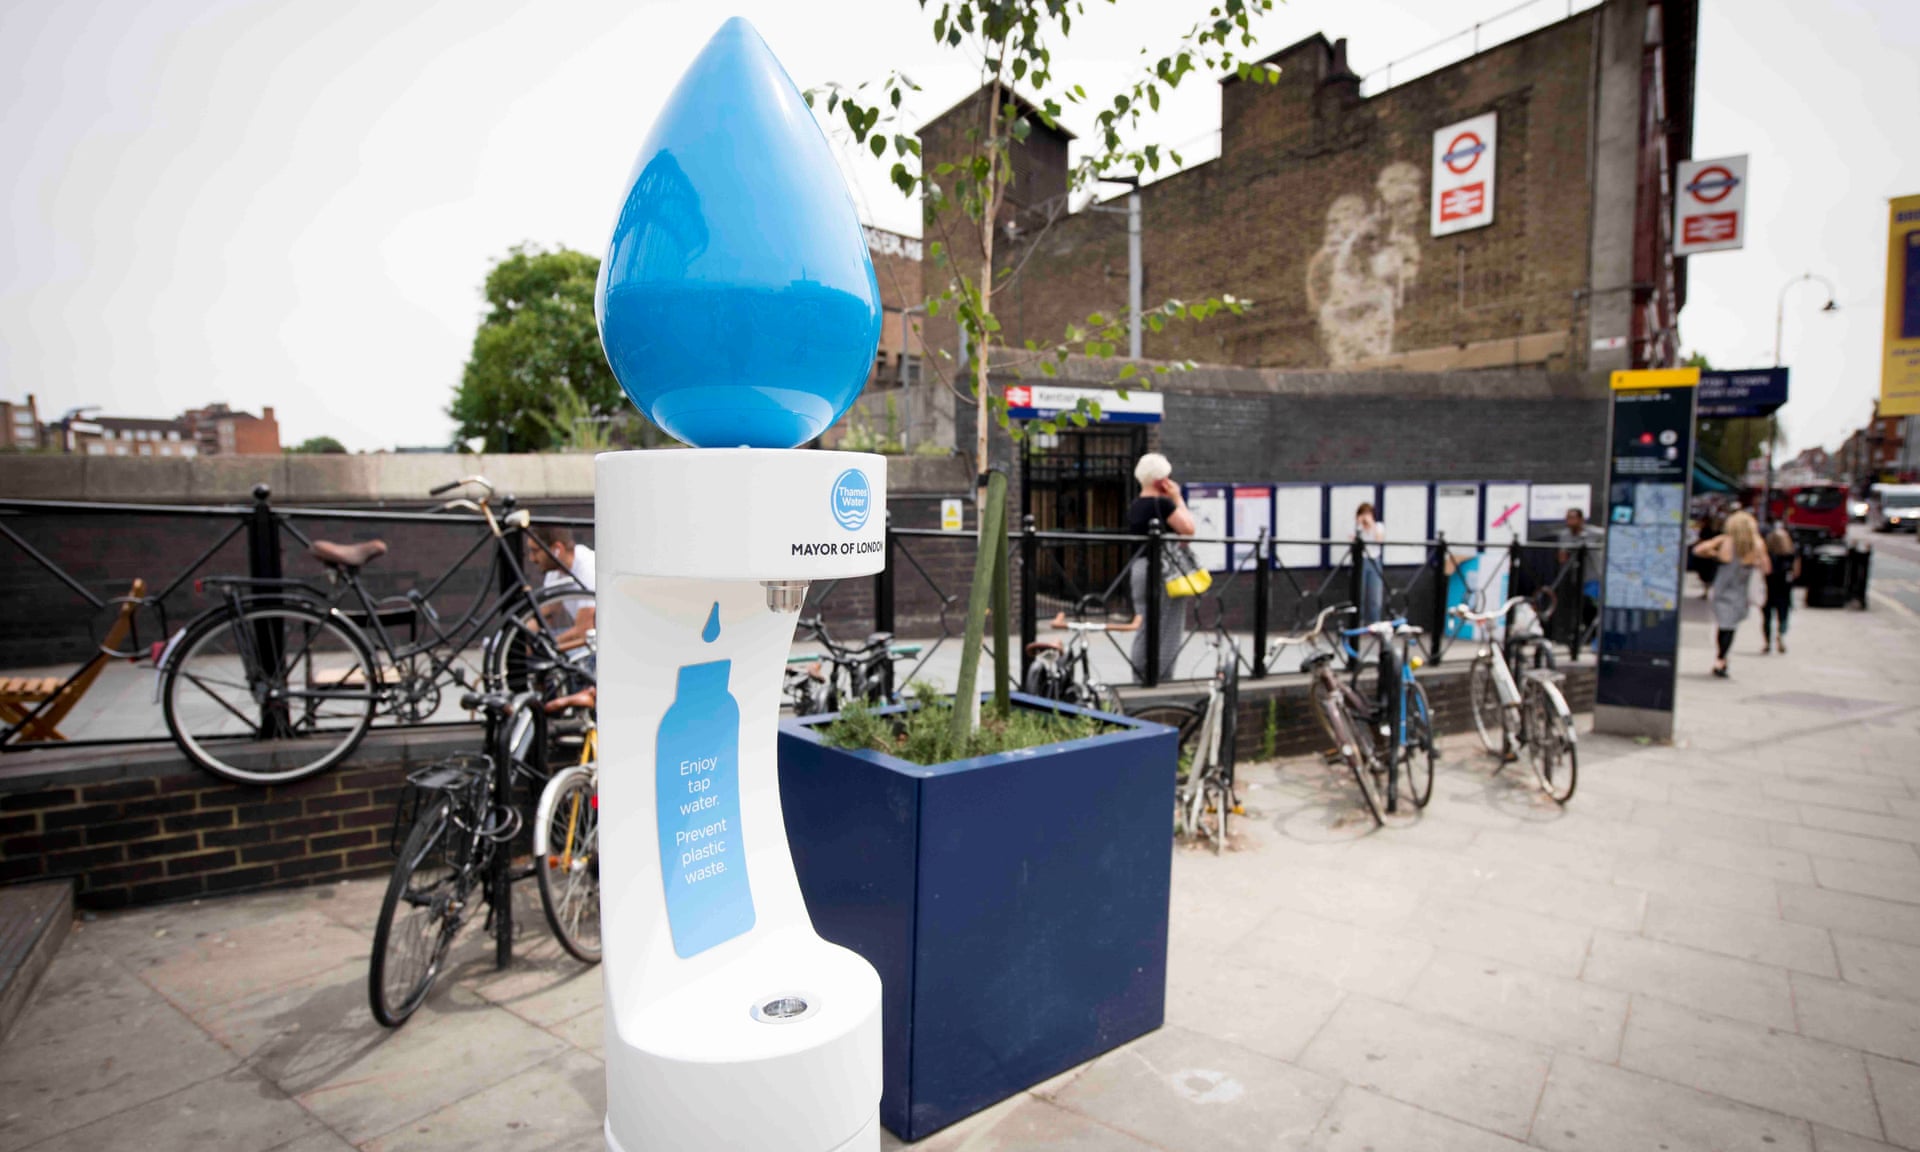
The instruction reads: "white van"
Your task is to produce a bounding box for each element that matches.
[1870,484,1920,533]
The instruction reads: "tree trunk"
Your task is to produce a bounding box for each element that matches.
[974,78,1001,514]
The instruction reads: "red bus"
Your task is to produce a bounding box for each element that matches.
[1755,483,1849,542]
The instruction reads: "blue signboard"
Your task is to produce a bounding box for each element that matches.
[1697,368,1789,418]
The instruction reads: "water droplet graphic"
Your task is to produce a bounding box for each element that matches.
[596,17,881,450]
[702,602,722,643]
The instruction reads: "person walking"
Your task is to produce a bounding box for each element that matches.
[1126,453,1196,684]
[1555,507,1606,646]
[1760,523,1801,655]
[1354,502,1387,624]
[1691,510,1771,679]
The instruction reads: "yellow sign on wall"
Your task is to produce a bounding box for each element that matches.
[1883,194,1920,418]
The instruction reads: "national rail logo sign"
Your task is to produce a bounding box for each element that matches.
[1674,155,1749,256]
[1431,112,1497,237]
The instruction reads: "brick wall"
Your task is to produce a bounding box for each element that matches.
[0,730,469,910]
[920,14,1605,373]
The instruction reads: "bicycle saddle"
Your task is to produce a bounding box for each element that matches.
[1025,640,1063,654]
[310,539,388,569]
[1300,652,1335,672]
[863,631,893,649]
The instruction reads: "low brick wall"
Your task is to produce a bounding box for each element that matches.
[0,729,473,910]
[0,657,1595,912]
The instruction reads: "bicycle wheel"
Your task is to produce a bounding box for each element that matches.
[1194,775,1230,854]
[370,797,472,1027]
[1022,652,1063,700]
[1131,703,1202,764]
[1401,679,1436,809]
[1523,680,1580,804]
[1468,655,1507,758]
[1320,687,1385,826]
[485,588,596,698]
[163,603,378,785]
[535,766,602,964]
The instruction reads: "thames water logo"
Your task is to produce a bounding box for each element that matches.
[830,469,871,531]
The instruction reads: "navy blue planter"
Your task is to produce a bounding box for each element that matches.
[777,694,1177,1142]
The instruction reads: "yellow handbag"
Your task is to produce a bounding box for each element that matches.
[1164,545,1213,599]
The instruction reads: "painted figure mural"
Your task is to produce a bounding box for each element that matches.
[1307,162,1424,366]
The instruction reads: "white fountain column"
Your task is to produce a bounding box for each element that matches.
[596,447,886,1152]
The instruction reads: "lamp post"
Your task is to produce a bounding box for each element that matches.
[1765,273,1839,524]
[1092,175,1143,359]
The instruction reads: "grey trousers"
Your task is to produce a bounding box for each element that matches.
[1129,555,1185,684]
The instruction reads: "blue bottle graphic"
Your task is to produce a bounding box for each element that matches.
[656,646,754,957]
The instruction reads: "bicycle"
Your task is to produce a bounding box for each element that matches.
[1021,595,1125,715]
[533,690,601,964]
[1353,618,1435,817]
[369,688,554,1027]
[781,615,922,716]
[1453,595,1579,804]
[1268,606,1393,826]
[1131,625,1241,853]
[159,476,594,784]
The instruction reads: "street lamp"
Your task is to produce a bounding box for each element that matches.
[1092,174,1143,359]
[1764,272,1839,523]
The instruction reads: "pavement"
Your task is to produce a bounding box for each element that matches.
[3,592,1919,1151]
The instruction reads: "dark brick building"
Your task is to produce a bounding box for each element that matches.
[920,0,1697,377]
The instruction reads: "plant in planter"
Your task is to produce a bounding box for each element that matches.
[778,690,1179,1140]
[807,0,1275,739]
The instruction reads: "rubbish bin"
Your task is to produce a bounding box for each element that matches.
[1806,543,1849,609]
[1845,542,1873,608]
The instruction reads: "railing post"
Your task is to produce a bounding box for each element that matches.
[1505,535,1522,640]
[1346,532,1364,673]
[874,510,895,637]
[1145,520,1164,688]
[1430,533,1449,666]
[1019,514,1037,683]
[1571,541,1589,663]
[247,484,290,738]
[1252,528,1270,679]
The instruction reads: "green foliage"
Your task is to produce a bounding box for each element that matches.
[449,245,635,453]
[1262,697,1278,760]
[288,436,347,455]
[532,381,615,453]
[805,0,1273,438]
[818,684,1106,766]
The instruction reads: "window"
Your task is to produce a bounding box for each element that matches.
[87,443,105,456]
[168,430,180,441]
[11,411,33,427]
[139,443,153,456]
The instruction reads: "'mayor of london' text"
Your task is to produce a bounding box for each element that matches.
[792,541,885,556]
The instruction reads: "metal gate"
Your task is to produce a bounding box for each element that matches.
[1021,425,1147,606]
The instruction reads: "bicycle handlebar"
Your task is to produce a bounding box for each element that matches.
[430,475,495,498]
[1451,596,1529,624]
[430,480,461,496]
[1266,604,1350,649]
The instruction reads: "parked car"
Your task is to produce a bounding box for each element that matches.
[1870,484,1920,533]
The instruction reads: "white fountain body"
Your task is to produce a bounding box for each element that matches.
[597,447,885,1152]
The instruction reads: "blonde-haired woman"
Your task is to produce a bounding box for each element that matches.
[1127,452,1197,684]
[1690,509,1771,678]
[1761,524,1801,654]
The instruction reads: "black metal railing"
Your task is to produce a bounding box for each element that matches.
[0,488,591,750]
[2,491,1599,749]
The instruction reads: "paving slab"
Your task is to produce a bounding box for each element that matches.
[1584,930,1797,1029]
[1227,907,1436,999]
[1865,1055,1920,1150]
[1306,1086,1529,1151]
[1531,1053,1813,1152]
[1792,971,1920,1065]
[1164,952,1346,1064]
[14,1069,326,1152]
[1048,1024,1340,1152]
[1834,933,1920,1007]
[360,1049,606,1151]
[1298,996,1552,1140]
[1774,825,1920,868]
[1642,894,1840,977]
[1401,895,1595,978]
[1402,949,1629,1062]
[1619,997,1882,1139]
[1781,883,1920,948]
[1815,858,1920,906]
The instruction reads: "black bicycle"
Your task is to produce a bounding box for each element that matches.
[159,477,593,784]
[1022,595,1125,715]
[369,688,553,1028]
[782,615,921,716]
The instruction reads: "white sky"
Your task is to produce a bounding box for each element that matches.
[2,0,1914,455]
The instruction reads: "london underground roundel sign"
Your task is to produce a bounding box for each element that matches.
[1674,154,1749,256]
[1431,112,1497,237]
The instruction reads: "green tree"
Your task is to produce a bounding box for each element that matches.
[288,435,347,454]
[813,0,1278,737]
[449,245,630,453]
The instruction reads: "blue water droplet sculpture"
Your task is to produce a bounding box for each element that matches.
[702,601,722,642]
[596,17,883,450]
